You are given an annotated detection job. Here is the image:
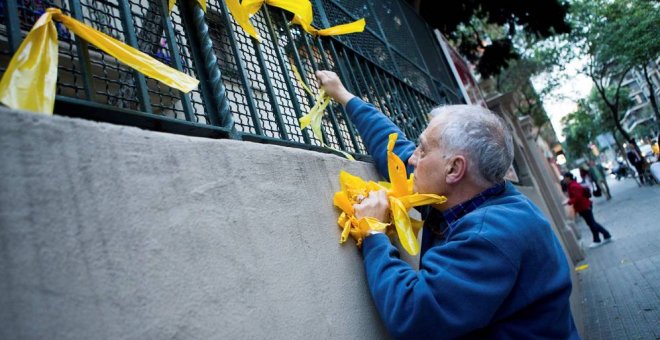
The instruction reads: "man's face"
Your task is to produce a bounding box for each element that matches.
[408,119,449,195]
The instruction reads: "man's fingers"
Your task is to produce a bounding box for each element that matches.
[315,70,338,86]
[315,70,329,84]
[315,70,325,82]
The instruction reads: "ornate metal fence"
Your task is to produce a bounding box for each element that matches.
[0,0,464,157]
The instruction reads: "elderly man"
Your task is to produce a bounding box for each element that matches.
[316,70,578,339]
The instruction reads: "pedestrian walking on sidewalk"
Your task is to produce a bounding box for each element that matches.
[562,172,612,248]
[588,159,611,199]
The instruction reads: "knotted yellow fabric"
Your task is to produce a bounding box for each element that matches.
[334,133,447,255]
[291,64,354,160]
[0,8,199,115]
[292,64,328,143]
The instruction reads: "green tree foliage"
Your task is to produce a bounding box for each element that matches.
[592,0,660,127]
[405,0,571,78]
[561,105,596,161]
[547,0,640,146]
[561,86,632,162]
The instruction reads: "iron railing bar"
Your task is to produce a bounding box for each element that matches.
[68,0,95,101]
[281,17,315,106]
[393,77,424,136]
[313,36,357,152]
[390,76,418,134]
[178,3,219,125]
[159,0,195,123]
[117,0,153,113]
[54,95,232,138]
[250,12,288,140]
[350,53,376,104]
[3,0,21,53]
[311,0,332,27]
[300,33,346,151]
[375,68,413,138]
[324,40,361,153]
[178,0,231,131]
[389,78,415,138]
[262,6,311,144]
[342,51,366,101]
[215,0,263,135]
[367,62,399,124]
[400,78,429,132]
[358,53,390,118]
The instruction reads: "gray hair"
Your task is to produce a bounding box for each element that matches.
[429,105,514,186]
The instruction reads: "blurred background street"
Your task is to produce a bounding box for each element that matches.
[575,177,660,339]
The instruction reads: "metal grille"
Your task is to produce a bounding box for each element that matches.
[0,0,465,157]
[370,0,422,66]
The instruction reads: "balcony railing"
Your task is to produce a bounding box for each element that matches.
[0,0,464,158]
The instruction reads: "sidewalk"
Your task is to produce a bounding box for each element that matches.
[575,177,660,339]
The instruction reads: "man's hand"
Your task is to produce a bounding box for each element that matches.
[315,70,355,106]
[353,189,391,224]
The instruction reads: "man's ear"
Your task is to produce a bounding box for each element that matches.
[445,155,467,184]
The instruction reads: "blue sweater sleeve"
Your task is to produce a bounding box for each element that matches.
[361,230,518,339]
[345,97,417,179]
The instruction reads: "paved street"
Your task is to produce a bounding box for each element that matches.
[575,176,660,339]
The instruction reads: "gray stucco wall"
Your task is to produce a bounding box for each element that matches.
[0,108,392,339]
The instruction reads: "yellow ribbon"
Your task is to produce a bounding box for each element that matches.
[0,8,199,115]
[224,0,365,42]
[334,133,447,255]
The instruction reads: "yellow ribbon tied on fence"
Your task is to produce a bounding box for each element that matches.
[291,64,354,160]
[225,0,365,42]
[292,64,329,143]
[0,8,199,115]
[333,133,447,255]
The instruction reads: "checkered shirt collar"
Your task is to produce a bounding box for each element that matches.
[442,181,507,227]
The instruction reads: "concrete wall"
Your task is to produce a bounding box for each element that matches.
[0,108,391,339]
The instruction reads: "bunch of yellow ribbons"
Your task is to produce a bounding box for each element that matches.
[0,8,199,115]
[333,133,447,255]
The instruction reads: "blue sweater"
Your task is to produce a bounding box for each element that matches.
[345,98,579,339]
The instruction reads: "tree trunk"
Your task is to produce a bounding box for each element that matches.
[591,67,643,156]
[642,65,660,133]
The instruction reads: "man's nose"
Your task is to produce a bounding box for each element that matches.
[409,152,418,167]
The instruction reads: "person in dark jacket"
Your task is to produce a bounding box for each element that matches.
[562,172,612,248]
[316,70,579,339]
[626,143,646,184]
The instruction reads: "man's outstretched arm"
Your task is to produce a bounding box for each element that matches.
[316,70,416,178]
